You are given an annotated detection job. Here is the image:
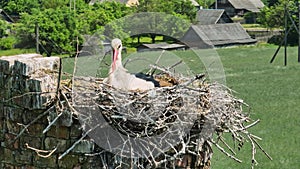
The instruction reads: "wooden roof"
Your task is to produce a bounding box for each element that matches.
[139,43,186,50]
[189,0,200,7]
[196,9,233,25]
[228,0,264,12]
[89,0,139,7]
[181,23,256,48]
[0,9,14,23]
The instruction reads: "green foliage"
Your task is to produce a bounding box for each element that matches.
[258,0,298,28]
[0,36,17,49]
[3,0,40,14]
[17,7,81,56]
[0,19,17,50]
[1,0,198,55]
[244,12,256,24]
[132,0,194,43]
[41,0,69,9]
[83,2,134,34]
[137,0,196,22]
[258,0,298,45]
[0,20,11,37]
[267,0,279,6]
[195,0,215,8]
[14,1,134,56]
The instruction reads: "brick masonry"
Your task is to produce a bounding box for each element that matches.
[0,54,106,169]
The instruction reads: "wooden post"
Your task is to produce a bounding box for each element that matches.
[215,0,218,9]
[284,5,288,66]
[35,23,39,54]
[298,2,300,63]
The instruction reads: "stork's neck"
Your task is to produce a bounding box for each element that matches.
[110,49,125,74]
[115,51,123,69]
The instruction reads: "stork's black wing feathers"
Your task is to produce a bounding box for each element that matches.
[134,72,160,87]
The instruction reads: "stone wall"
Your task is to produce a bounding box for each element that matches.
[0,54,106,169]
[246,28,282,42]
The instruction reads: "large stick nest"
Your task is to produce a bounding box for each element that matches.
[97,74,210,138]
[70,68,271,168]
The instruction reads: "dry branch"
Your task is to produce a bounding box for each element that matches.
[25,143,57,158]
[209,140,242,163]
[58,123,100,160]
[43,111,64,134]
[13,104,56,143]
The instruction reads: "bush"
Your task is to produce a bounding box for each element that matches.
[244,12,257,24]
[0,36,17,50]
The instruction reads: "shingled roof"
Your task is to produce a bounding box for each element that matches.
[89,0,139,7]
[189,0,200,7]
[137,43,186,52]
[0,9,14,23]
[228,0,264,12]
[181,23,257,48]
[196,9,233,25]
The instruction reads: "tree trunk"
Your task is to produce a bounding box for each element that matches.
[150,34,156,43]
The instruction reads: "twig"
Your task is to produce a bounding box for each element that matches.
[147,50,165,75]
[42,111,64,134]
[13,104,55,143]
[2,92,57,103]
[209,140,242,163]
[63,85,72,92]
[219,136,237,155]
[25,143,57,158]
[57,57,62,95]
[247,135,258,169]
[180,74,205,87]
[149,64,176,77]
[71,36,80,104]
[60,90,79,116]
[85,150,106,156]
[236,119,260,132]
[169,60,183,70]
[58,123,100,160]
[250,135,273,161]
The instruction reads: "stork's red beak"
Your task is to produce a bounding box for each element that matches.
[112,49,118,72]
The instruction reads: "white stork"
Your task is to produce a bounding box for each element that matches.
[104,38,158,91]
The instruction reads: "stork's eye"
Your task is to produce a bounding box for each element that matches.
[117,45,121,49]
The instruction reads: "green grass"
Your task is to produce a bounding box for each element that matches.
[242,24,264,29]
[62,45,300,168]
[212,45,300,168]
[0,48,36,56]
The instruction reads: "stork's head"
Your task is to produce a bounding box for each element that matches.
[111,38,122,72]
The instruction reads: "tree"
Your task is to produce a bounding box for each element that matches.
[86,1,134,34]
[195,0,215,8]
[0,20,10,37]
[267,0,279,7]
[40,0,69,9]
[138,0,196,21]
[258,0,298,28]
[135,0,195,43]
[0,20,16,50]
[258,0,299,45]
[3,0,40,15]
[16,7,81,56]
[15,1,134,56]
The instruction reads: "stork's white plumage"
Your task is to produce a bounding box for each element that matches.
[105,38,155,91]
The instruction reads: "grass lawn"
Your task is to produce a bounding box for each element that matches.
[212,45,300,169]
[61,45,300,168]
[0,48,36,56]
